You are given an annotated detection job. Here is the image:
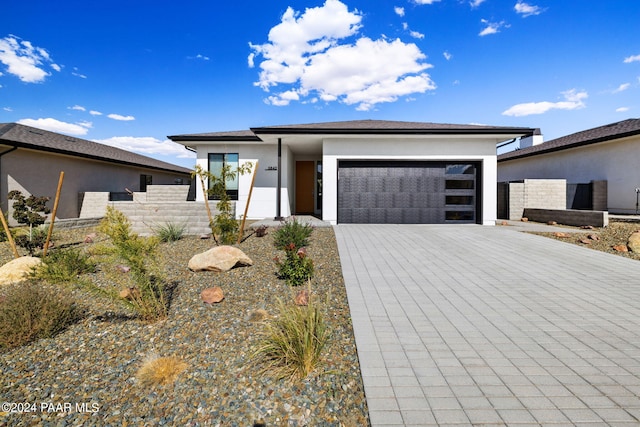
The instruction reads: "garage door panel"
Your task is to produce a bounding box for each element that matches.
[338,161,479,224]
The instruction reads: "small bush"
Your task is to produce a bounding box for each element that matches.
[275,246,314,286]
[0,281,82,350]
[36,248,96,283]
[136,353,188,386]
[273,218,313,251]
[252,297,328,381]
[14,225,49,256]
[99,207,167,322]
[153,222,187,242]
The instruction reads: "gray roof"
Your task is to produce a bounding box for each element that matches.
[0,123,192,174]
[499,118,640,162]
[169,119,537,141]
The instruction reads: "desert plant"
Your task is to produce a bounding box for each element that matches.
[275,245,314,286]
[252,296,328,381]
[99,207,167,322]
[153,222,187,242]
[254,225,268,237]
[0,281,82,350]
[34,247,97,284]
[192,163,252,245]
[273,218,313,251]
[136,352,188,386]
[8,190,51,255]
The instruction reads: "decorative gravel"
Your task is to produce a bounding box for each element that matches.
[0,226,370,426]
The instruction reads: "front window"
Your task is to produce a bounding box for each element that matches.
[208,153,239,200]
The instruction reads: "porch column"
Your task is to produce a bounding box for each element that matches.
[275,138,283,220]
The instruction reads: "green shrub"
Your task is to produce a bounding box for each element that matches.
[275,246,314,286]
[14,225,49,256]
[99,207,167,322]
[153,222,187,242]
[273,218,313,251]
[0,281,82,350]
[36,247,97,283]
[252,297,328,381]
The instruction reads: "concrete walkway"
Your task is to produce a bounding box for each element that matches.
[334,224,640,426]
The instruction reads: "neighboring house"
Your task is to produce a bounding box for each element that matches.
[498,118,640,214]
[169,120,535,225]
[0,123,192,224]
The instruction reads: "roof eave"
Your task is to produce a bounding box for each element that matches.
[251,127,536,136]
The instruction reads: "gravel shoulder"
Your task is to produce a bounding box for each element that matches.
[0,226,369,426]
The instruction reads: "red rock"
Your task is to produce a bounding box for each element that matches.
[613,245,629,252]
[579,239,592,245]
[547,221,557,225]
[500,220,509,226]
[294,289,309,306]
[521,217,529,222]
[588,234,600,241]
[554,232,570,238]
[580,225,595,230]
[201,286,224,304]
[84,233,97,243]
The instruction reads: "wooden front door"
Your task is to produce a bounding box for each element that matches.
[295,161,315,214]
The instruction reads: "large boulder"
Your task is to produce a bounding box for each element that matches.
[628,231,640,253]
[0,256,43,285]
[188,246,253,272]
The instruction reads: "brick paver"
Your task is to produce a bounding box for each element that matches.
[334,224,640,426]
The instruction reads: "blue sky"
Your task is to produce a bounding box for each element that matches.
[1,0,638,168]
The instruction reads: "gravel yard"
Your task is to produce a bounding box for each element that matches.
[0,225,369,426]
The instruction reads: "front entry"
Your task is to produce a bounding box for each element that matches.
[295,161,315,214]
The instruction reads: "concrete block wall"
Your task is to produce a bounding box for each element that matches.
[524,179,566,211]
[145,185,190,202]
[504,179,566,220]
[79,192,110,218]
[108,200,227,236]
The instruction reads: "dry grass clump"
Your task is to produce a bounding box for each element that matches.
[136,353,188,386]
[0,281,82,350]
[252,297,328,382]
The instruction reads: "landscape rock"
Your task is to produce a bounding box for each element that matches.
[188,246,253,272]
[294,289,310,306]
[588,234,600,241]
[84,233,97,243]
[627,231,640,253]
[0,256,43,285]
[521,217,528,222]
[554,232,570,238]
[201,286,224,304]
[199,234,211,240]
[119,287,140,300]
[579,239,592,245]
[581,225,595,230]
[613,244,629,252]
[547,221,557,225]
[116,265,131,273]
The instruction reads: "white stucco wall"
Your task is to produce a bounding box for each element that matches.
[498,135,640,213]
[194,143,292,219]
[323,136,499,225]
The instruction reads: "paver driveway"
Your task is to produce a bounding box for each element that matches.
[334,224,640,426]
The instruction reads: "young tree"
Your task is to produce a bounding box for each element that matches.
[8,190,51,255]
[192,162,253,245]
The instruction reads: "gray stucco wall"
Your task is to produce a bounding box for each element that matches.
[1,148,190,225]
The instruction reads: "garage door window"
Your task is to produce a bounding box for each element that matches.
[445,163,476,223]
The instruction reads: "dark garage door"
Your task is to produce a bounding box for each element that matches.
[337,161,480,224]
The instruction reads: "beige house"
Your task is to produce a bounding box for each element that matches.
[1,123,192,224]
[498,118,640,214]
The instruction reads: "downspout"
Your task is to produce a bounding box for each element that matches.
[275,138,283,220]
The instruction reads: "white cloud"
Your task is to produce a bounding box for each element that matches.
[470,0,486,7]
[93,136,196,159]
[188,54,210,61]
[514,2,545,17]
[616,107,630,112]
[443,51,452,60]
[612,83,631,93]
[72,67,87,78]
[69,105,86,111]
[107,113,135,121]
[414,0,440,4]
[0,35,58,83]
[89,110,103,116]
[17,118,92,135]
[479,19,509,36]
[394,6,405,17]
[409,30,425,39]
[249,0,435,111]
[623,54,640,63]
[502,89,588,117]
[4,107,13,112]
